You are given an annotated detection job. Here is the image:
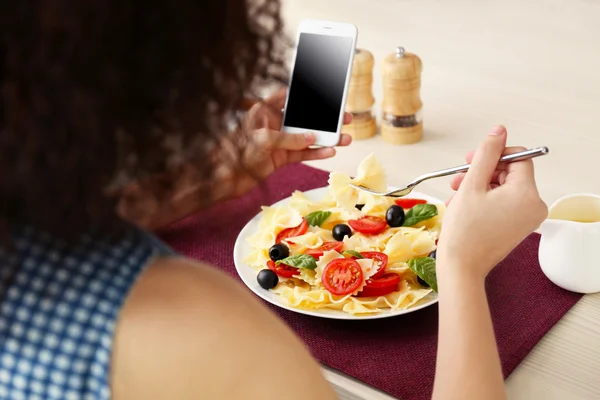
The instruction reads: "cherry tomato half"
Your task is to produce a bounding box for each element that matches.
[305,241,344,259]
[355,273,400,297]
[394,198,427,209]
[276,218,308,243]
[348,216,387,235]
[321,258,364,296]
[267,260,298,278]
[359,251,388,279]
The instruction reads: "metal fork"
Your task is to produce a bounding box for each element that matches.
[349,146,549,198]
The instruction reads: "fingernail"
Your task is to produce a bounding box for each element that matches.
[304,132,315,142]
[489,125,506,136]
[323,148,336,157]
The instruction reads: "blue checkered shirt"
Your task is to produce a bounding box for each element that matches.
[0,227,169,399]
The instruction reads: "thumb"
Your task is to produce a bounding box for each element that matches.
[462,125,507,191]
[265,88,287,109]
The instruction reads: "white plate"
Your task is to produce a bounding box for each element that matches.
[233,187,442,320]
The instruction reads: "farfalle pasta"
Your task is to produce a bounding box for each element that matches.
[245,154,444,315]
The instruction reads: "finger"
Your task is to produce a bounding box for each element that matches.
[273,131,351,150]
[261,104,283,130]
[450,169,505,191]
[286,147,336,164]
[244,99,282,131]
[265,88,287,109]
[464,151,476,164]
[501,146,536,185]
[449,173,466,191]
[274,131,316,151]
[337,134,352,147]
[253,124,315,151]
[462,125,507,191]
[343,112,353,125]
[465,145,530,171]
[498,170,508,185]
[445,193,455,207]
[456,144,528,191]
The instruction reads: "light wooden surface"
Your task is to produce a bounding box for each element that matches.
[281,0,600,399]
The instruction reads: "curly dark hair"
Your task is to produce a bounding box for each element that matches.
[0,0,287,240]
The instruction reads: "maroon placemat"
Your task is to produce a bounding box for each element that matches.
[158,163,583,400]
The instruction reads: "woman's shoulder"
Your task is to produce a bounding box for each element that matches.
[110,256,337,400]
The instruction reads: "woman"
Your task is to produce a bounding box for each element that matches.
[0,1,547,399]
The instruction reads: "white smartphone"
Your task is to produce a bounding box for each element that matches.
[281,19,358,147]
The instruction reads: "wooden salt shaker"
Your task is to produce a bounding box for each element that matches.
[381,46,423,144]
[343,48,377,140]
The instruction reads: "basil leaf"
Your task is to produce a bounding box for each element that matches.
[407,257,438,292]
[276,254,318,270]
[403,204,438,227]
[305,211,332,227]
[342,250,364,259]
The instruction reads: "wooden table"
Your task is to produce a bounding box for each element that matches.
[281,0,600,398]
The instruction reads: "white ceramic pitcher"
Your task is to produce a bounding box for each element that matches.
[538,193,600,293]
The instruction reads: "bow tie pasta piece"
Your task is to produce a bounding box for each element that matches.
[258,206,303,233]
[327,153,389,210]
[359,195,396,220]
[384,228,436,264]
[245,228,275,268]
[328,172,358,210]
[246,228,274,250]
[320,207,363,230]
[285,229,331,250]
[353,153,387,193]
[288,191,318,216]
[343,228,400,253]
[350,258,377,295]
[306,226,335,241]
[293,268,320,286]
[243,248,270,270]
[357,258,377,280]
[340,281,432,315]
[272,285,353,310]
[379,286,433,310]
[289,190,336,216]
[385,262,411,276]
[353,153,388,205]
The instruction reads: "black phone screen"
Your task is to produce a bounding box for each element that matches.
[283,33,354,133]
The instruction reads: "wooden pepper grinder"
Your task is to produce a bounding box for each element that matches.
[381,46,423,144]
[343,48,377,140]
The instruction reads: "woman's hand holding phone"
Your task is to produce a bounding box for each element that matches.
[211,88,353,204]
[239,89,352,182]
